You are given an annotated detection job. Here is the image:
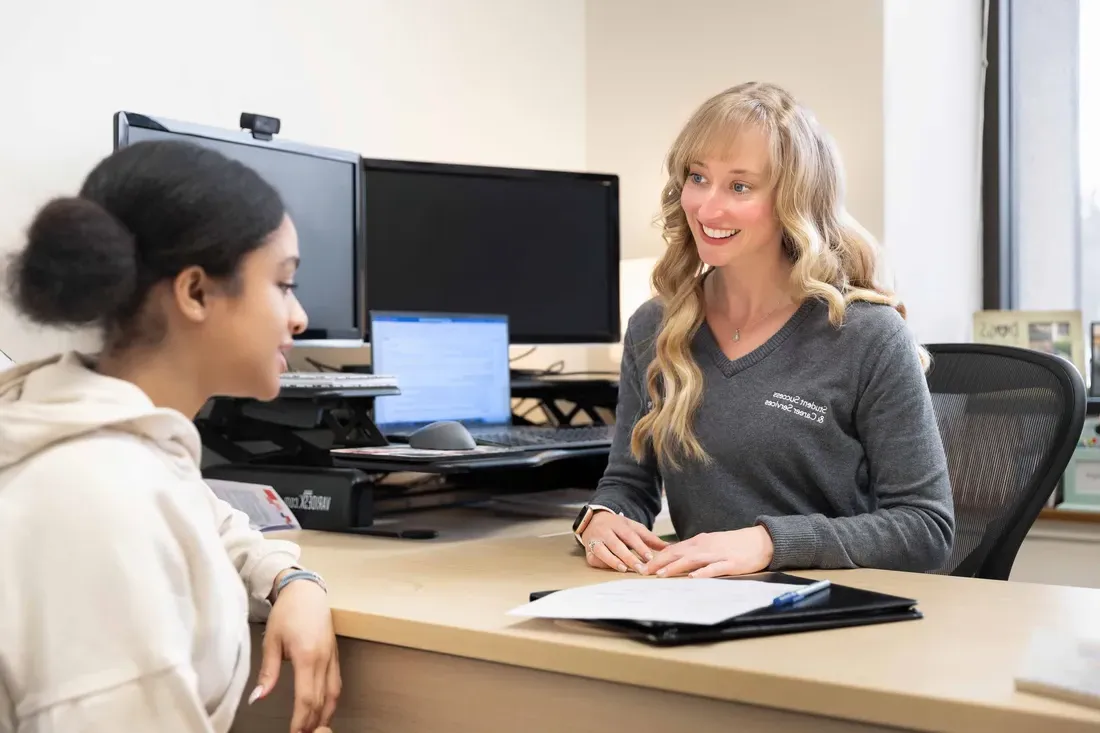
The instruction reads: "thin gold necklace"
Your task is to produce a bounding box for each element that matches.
[731,301,792,341]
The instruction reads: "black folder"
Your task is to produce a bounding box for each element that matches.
[528,572,922,647]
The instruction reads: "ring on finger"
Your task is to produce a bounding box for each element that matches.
[588,539,604,552]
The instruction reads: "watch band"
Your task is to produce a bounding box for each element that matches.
[274,568,327,599]
[572,504,621,546]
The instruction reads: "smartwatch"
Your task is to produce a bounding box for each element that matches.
[572,504,622,546]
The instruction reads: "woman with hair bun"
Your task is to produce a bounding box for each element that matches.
[0,140,339,733]
[573,82,955,578]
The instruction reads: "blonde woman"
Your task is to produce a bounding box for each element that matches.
[573,82,954,578]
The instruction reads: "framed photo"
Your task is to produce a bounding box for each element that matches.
[1091,322,1100,397]
[972,309,1085,378]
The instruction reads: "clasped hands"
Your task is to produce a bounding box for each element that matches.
[581,512,774,578]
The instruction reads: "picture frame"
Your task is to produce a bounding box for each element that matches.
[1091,322,1100,397]
[972,309,1085,379]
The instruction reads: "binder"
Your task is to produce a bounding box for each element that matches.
[529,572,922,647]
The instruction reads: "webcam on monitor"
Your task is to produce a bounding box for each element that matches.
[240,112,280,141]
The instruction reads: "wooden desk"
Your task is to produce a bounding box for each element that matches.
[231,530,1100,733]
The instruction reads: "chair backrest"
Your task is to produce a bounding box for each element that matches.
[923,343,1086,580]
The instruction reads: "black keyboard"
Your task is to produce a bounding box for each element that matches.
[469,425,613,450]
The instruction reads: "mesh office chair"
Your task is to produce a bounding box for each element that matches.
[923,343,1086,580]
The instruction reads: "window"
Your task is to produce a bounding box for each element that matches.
[1079,1,1100,336]
[985,0,1100,385]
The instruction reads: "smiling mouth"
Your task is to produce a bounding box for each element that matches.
[702,225,741,239]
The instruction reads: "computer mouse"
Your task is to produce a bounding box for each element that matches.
[407,420,478,451]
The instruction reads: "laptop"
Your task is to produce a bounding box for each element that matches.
[369,311,612,450]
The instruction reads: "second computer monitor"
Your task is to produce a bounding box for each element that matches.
[361,159,620,344]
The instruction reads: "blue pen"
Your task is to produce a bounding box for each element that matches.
[771,579,832,607]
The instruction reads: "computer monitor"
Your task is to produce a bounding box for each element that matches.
[360,159,620,344]
[114,112,365,346]
[369,311,511,430]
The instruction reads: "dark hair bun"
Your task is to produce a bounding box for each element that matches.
[8,197,137,328]
[7,140,284,349]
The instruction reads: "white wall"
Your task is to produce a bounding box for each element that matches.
[882,0,983,343]
[0,0,586,368]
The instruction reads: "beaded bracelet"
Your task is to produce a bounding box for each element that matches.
[274,569,327,599]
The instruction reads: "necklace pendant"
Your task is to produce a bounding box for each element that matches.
[733,329,741,342]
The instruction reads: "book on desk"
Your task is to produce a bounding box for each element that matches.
[512,572,922,647]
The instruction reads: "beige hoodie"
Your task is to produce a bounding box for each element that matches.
[0,353,301,732]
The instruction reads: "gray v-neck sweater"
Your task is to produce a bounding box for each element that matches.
[591,297,955,572]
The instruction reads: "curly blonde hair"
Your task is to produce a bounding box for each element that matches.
[631,81,923,469]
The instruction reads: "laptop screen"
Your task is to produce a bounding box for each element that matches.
[370,312,511,429]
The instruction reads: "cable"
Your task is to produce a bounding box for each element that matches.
[305,357,342,373]
[509,346,537,363]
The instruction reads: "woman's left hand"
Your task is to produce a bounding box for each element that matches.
[643,526,775,578]
[251,575,341,733]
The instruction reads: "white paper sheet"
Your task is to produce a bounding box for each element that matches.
[0,349,14,370]
[1015,627,1100,710]
[507,577,804,626]
[206,478,301,532]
